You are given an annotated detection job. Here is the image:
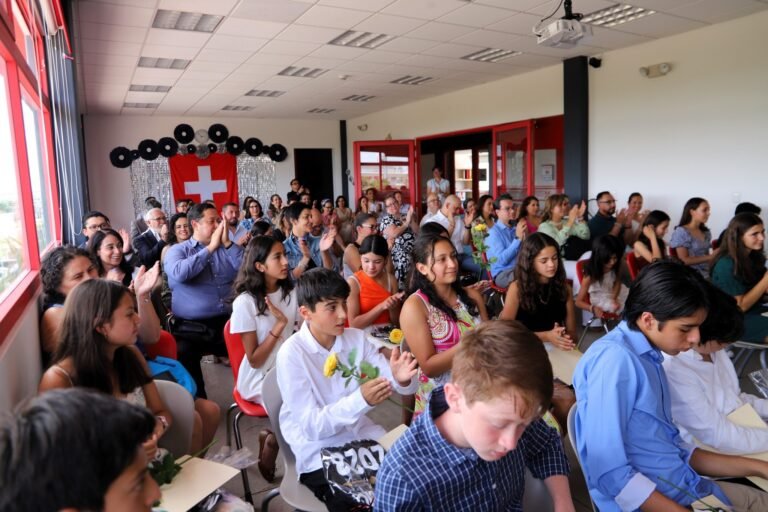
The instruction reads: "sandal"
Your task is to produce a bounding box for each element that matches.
[257,429,279,482]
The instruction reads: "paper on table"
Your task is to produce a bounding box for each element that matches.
[723,404,768,492]
[546,345,583,386]
[692,494,731,511]
[158,457,239,512]
[378,424,408,451]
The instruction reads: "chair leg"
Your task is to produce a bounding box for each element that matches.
[761,349,768,370]
[736,349,754,377]
[226,403,238,447]
[577,318,596,351]
[261,488,280,512]
[233,411,253,504]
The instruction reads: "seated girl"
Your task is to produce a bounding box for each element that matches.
[662,283,768,454]
[342,213,378,279]
[39,279,173,459]
[670,197,715,277]
[230,236,301,481]
[575,235,629,317]
[711,213,768,343]
[88,228,136,286]
[347,235,403,329]
[633,209,670,264]
[399,233,487,417]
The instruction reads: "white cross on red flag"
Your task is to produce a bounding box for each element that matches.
[168,153,239,209]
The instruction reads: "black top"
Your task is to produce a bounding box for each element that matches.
[515,282,567,332]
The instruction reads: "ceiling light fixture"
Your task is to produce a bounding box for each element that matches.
[152,9,223,33]
[245,89,285,97]
[123,102,159,108]
[278,66,328,78]
[138,57,191,70]
[129,84,172,92]
[581,4,655,27]
[329,30,395,49]
[342,95,376,102]
[222,105,255,111]
[390,75,433,85]
[462,48,521,63]
[308,108,335,114]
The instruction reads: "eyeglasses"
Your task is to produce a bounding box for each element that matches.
[86,222,110,230]
[323,205,333,209]
[151,216,167,222]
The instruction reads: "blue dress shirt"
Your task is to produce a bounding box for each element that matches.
[164,238,243,319]
[572,321,730,511]
[374,387,569,511]
[486,221,521,279]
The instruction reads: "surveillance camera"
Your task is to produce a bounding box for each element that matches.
[588,57,602,68]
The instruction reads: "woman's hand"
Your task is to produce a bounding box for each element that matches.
[549,323,575,351]
[119,228,132,254]
[319,226,336,252]
[142,417,165,460]
[265,296,288,330]
[642,224,656,241]
[133,262,160,298]
[106,268,125,283]
[389,347,418,386]
[591,305,605,319]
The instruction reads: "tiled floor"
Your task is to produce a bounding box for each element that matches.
[199,326,768,511]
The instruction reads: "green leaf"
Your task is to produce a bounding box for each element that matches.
[341,369,352,378]
[345,376,353,388]
[348,348,357,367]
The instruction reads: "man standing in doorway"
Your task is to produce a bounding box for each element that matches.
[426,167,450,204]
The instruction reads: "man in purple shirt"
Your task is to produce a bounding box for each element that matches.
[165,202,243,398]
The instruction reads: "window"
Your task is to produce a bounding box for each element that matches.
[0,62,25,296]
[357,144,412,204]
[22,96,54,253]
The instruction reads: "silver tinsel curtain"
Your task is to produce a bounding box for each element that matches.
[130,154,276,217]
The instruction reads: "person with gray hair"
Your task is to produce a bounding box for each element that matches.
[133,206,169,267]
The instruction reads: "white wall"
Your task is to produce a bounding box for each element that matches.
[588,11,768,235]
[83,116,342,229]
[0,298,42,412]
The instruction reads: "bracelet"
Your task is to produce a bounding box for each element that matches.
[464,224,472,229]
[156,415,169,432]
[140,294,151,304]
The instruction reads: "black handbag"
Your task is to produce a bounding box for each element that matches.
[167,314,215,344]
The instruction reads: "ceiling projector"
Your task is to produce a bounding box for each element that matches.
[536,18,592,49]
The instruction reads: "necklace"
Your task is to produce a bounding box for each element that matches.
[538,283,552,305]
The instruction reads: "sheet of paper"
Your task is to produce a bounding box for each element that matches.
[378,424,408,451]
[692,494,731,511]
[546,345,583,385]
[725,404,768,491]
[157,457,239,512]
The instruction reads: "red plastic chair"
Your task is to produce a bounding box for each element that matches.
[144,330,178,360]
[625,252,649,281]
[669,246,679,260]
[576,260,620,350]
[223,320,269,503]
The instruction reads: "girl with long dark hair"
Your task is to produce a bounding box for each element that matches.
[347,235,403,329]
[575,235,629,317]
[711,213,768,342]
[670,197,714,277]
[88,228,135,286]
[633,209,670,264]
[399,233,488,415]
[518,195,541,234]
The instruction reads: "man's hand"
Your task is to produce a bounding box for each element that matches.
[220,220,232,248]
[389,347,418,386]
[208,222,223,252]
[236,232,251,247]
[160,223,169,242]
[515,219,527,240]
[361,377,392,406]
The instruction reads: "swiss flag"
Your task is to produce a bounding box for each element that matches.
[169,153,239,209]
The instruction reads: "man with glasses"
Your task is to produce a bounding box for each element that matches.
[77,210,111,248]
[134,207,169,267]
[487,194,526,288]
[420,193,441,227]
[589,191,633,245]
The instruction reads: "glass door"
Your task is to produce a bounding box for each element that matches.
[353,140,416,210]
[492,121,533,201]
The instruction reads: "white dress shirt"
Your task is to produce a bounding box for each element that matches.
[276,323,418,476]
[432,210,463,254]
[663,348,768,454]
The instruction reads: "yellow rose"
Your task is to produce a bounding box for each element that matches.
[388,328,404,344]
[323,353,338,377]
[474,223,487,232]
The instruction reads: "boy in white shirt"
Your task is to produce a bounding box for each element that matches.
[276,268,418,511]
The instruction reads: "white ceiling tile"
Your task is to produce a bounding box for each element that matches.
[438,4,518,28]
[244,53,296,66]
[186,106,221,115]
[79,22,147,43]
[421,42,484,58]
[310,45,370,60]
[405,21,475,42]
[132,67,185,83]
[179,69,232,80]
[611,12,707,38]
[399,53,465,70]
[186,60,241,73]
[381,0,464,20]
[125,91,168,102]
[259,39,322,56]
[252,75,310,90]
[275,24,346,43]
[157,0,240,16]
[526,0,616,17]
[353,14,426,36]
[476,0,542,9]
[86,0,158,8]
[377,36,438,53]
[174,78,226,89]
[354,50,408,64]
[83,51,138,67]
[295,5,372,29]
[666,0,768,24]
[318,0,395,12]
[140,44,200,60]
[587,26,653,49]
[196,48,254,64]
[145,29,211,48]
[217,17,288,38]
[84,64,134,80]
[627,0,700,11]
[205,34,269,52]
[504,52,560,67]
[77,1,155,27]
[335,60,390,73]
[454,29,524,49]
[231,0,313,23]
[446,70,506,83]
[121,107,156,115]
[78,39,143,56]
[291,55,346,68]
[487,12,542,35]
[235,95,284,106]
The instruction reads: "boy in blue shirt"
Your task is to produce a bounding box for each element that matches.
[375,320,574,511]
[574,260,768,511]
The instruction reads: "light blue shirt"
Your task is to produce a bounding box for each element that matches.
[486,221,521,278]
[572,322,729,511]
[165,238,243,319]
[282,232,323,273]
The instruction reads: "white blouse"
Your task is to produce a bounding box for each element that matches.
[662,348,768,454]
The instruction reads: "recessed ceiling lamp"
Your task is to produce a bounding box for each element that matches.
[342,95,375,102]
[152,9,223,33]
[129,84,171,92]
[138,57,190,70]
[462,48,521,63]
[308,108,335,114]
[278,66,328,78]
[329,30,395,49]
[581,4,656,27]
[222,105,254,111]
[245,89,285,97]
[123,102,159,108]
[390,75,433,85]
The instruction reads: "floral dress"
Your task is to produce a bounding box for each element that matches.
[413,290,478,415]
[379,213,415,290]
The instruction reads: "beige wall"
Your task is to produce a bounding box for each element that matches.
[0,298,42,413]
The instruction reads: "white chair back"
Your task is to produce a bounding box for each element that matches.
[155,380,195,456]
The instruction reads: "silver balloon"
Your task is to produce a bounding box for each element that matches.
[194,129,209,145]
[196,144,210,160]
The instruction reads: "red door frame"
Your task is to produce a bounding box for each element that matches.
[353,140,417,207]
[491,120,534,196]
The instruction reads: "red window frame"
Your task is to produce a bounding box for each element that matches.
[0,0,62,342]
